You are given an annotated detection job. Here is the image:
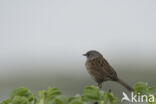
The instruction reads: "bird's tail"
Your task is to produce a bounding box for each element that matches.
[117,79,134,92]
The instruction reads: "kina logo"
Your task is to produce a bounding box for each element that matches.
[121,92,155,103]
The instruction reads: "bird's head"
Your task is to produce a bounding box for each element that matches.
[83,50,103,59]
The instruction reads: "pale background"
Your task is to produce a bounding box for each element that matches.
[0,0,156,100]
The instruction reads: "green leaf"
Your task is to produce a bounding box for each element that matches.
[10,87,36,102]
[12,96,29,104]
[39,90,47,104]
[68,96,76,102]
[0,99,11,104]
[47,87,61,101]
[103,92,119,104]
[52,95,68,104]
[68,98,84,104]
[83,86,101,102]
[134,82,155,95]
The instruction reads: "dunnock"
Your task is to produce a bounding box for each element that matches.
[83,50,134,91]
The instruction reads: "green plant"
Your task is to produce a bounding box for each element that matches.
[1,82,155,104]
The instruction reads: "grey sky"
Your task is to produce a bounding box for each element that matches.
[0,0,156,72]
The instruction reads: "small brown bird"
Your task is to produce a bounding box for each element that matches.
[83,50,133,91]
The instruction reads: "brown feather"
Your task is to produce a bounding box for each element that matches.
[86,56,118,83]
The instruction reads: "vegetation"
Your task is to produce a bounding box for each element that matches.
[1,82,155,104]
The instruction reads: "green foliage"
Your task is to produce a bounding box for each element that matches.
[83,86,101,101]
[1,82,155,104]
[134,82,156,104]
[1,87,36,104]
[103,92,119,104]
[134,82,155,95]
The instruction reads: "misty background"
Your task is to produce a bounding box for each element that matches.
[0,0,156,100]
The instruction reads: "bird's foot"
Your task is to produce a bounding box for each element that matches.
[98,83,102,89]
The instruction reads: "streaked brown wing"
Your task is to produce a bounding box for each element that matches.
[89,57,118,81]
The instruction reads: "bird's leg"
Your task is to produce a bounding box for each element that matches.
[98,83,102,89]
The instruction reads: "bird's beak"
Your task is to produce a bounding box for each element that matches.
[83,54,87,56]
